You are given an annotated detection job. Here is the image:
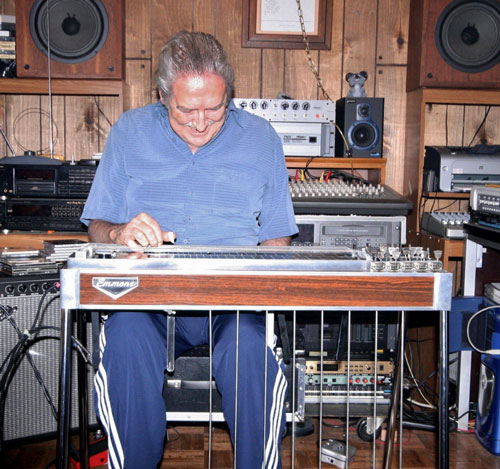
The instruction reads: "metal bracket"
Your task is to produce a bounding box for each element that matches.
[165,309,176,372]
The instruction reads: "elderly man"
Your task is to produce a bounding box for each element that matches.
[81,31,297,468]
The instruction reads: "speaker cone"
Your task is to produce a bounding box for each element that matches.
[435,0,500,73]
[29,0,109,64]
[478,362,495,417]
[348,121,379,151]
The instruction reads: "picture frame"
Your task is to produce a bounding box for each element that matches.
[242,0,332,50]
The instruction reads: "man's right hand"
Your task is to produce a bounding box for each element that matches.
[89,213,176,248]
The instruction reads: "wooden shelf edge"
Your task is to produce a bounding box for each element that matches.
[423,192,470,199]
[1,232,88,250]
[0,78,124,96]
[410,87,500,106]
[286,157,387,169]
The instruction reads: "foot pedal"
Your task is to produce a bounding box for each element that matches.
[321,438,356,468]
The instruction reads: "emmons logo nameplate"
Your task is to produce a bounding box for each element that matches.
[92,277,139,299]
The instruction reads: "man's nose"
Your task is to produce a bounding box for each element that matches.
[193,110,208,131]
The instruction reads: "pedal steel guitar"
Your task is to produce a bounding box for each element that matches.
[57,244,452,469]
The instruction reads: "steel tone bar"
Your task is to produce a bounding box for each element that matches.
[439,309,449,469]
[372,311,379,469]
[208,310,213,469]
[383,311,406,469]
[76,312,89,469]
[56,308,73,469]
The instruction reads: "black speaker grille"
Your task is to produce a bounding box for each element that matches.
[29,0,109,64]
[349,122,378,150]
[435,0,500,73]
[0,290,97,442]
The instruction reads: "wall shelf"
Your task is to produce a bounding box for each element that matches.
[404,87,500,233]
[286,157,386,184]
[1,232,88,250]
[423,192,470,199]
[0,78,123,96]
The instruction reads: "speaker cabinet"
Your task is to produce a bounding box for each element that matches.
[0,275,97,442]
[407,0,500,91]
[16,0,124,79]
[335,97,384,158]
[476,355,500,454]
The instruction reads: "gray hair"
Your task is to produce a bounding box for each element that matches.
[155,31,235,104]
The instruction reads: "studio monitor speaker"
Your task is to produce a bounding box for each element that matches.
[407,0,500,90]
[335,97,384,158]
[16,0,124,79]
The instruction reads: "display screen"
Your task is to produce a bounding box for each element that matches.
[15,168,56,181]
[10,204,52,216]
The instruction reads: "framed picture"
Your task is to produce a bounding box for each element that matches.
[242,0,332,50]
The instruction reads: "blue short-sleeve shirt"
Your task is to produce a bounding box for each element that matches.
[81,101,298,246]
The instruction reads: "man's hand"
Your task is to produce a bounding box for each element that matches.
[260,236,291,246]
[110,212,176,248]
[88,213,176,248]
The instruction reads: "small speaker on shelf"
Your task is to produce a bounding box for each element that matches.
[15,0,124,79]
[335,97,384,158]
[407,0,500,90]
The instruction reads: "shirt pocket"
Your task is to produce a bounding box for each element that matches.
[211,167,266,217]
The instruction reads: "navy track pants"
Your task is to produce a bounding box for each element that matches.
[94,311,287,468]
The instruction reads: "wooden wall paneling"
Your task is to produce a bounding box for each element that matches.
[40,95,65,158]
[7,95,42,155]
[151,0,193,78]
[193,0,216,35]
[217,0,260,97]
[125,59,153,111]
[375,65,406,193]
[64,96,99,161]
[0,96,6,156]
[376,0,409,65]
[484,106,500,144]
[283,49,321,100]
[464,105,500,146]
[1,0,14,14]
[314,0,345,102]
[424,104,449,146]
[341,0,378,97]
[125,0,152,59]
[444,105,466,146]
[402,89,425,230]
[262,49,284,99]
[96,96,121,152]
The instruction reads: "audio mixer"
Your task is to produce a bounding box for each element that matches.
[289,178,413,215]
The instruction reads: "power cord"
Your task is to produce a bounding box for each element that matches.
[466,305,500,355]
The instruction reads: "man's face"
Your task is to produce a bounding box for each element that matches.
[164,73,227,153]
